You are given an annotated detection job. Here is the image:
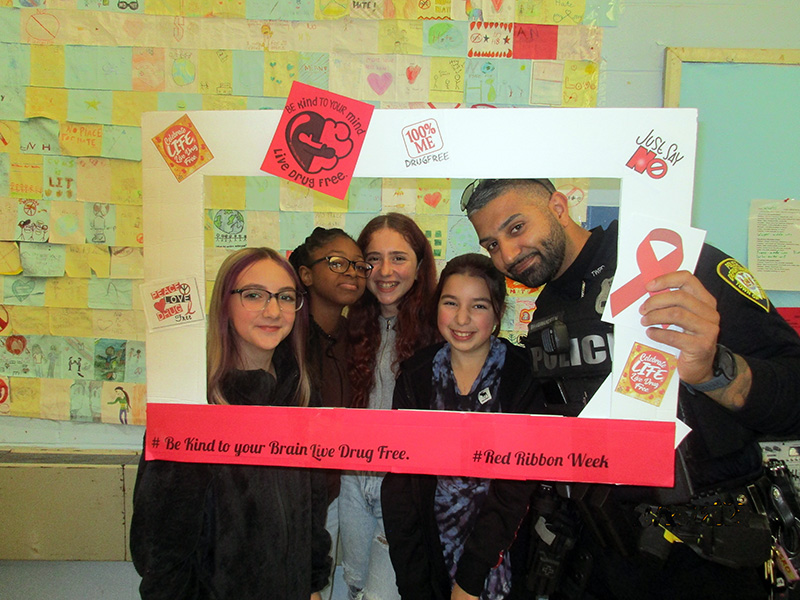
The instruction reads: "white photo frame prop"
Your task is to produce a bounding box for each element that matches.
[142,108,699,483]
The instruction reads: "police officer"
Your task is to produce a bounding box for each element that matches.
[464,178,800,599]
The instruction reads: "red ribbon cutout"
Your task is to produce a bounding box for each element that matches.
[610,228,684,317]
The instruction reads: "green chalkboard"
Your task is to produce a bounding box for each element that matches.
[665,48,800,307]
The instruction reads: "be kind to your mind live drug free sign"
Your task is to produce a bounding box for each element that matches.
[141,107,699,487]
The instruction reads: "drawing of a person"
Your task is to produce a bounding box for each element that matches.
[91,203,109,244]
[31,344,44,377]
[108,386,130,425]
[47,345,58,378]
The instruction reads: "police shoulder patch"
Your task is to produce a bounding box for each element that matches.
[716,258,770,312]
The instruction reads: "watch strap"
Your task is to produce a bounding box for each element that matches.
[685,344,737,393]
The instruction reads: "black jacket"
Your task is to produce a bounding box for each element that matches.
[130,348,331,600]
[530,220,800,493]
[382,339,548,600]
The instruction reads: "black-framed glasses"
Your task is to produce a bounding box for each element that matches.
[231,287,305,312]
[460,178,557,212]
[310,255,373,278]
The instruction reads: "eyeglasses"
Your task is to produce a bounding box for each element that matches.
[460,179,557,212]
[310,255,373,278]
[231,287,305,312]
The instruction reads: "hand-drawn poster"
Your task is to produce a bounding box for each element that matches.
[260,82,374,200]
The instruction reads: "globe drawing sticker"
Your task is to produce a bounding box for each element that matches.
[152,114,214,183]
[260,82,374,200]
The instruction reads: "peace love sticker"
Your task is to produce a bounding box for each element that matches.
[141,277,204,331]
[152,114,214,183]
[260,82,374,200]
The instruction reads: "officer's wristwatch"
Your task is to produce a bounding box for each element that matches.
[685,344,738,393]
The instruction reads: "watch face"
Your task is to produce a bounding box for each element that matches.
[716,345,737,381]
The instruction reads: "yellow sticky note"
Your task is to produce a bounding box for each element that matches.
[562,60,598,107]
[9,153,44,199]
[381,178,417,214]
[6,305,50,335]
[244,212,280,249]
[9,377,41,419]
[205,278,215,314]
[209,0,246,18]
[0,121,21,155]
[205,176,246,210]
[77,157,112,203]
[516,0,547,24]
[112,91,159,127]
[144,0,182,15]
[110,159,143,206]
[59,123,104,157]
[45,276,89,308]
[94,309,138,339]
[313,189,349,213]
[25,87,68,122]
[0,242,22,275]
[110,246,144,279]
[30,45,65,88]
[378,20,424,55]
[49,307,93,336]
[544,0,585,25]
[130,384,147,426]
[114,205,144,248]
[429,57,465,104]
[416,179,451,215]
[201,95,248,111]
[316,0,350,19]
[385,0,423,19]
[65,244,110,278]
[0,198,19,240]
[40,379,71,421]
[198,49,234,96]
[264,51,299,97]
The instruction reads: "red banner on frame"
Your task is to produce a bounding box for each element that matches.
[145,404,676,487]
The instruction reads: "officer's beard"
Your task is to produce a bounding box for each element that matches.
[507,217,567,288]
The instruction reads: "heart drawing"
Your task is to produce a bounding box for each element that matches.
[367,72,393,95]
[424,192,442,208]
[406,64,421,84]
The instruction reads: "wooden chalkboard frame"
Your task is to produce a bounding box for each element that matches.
[664,47,800,108]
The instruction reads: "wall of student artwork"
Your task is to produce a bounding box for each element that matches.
[0,0,608,433]
[0,0,798,448]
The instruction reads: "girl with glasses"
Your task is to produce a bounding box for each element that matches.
[131,247,331,600]
[339,213,439,600]
[290,227,370,600]
[382,253,547,600]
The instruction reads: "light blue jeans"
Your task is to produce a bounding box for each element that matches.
[319,497,339,600]
[338,473,400,600]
